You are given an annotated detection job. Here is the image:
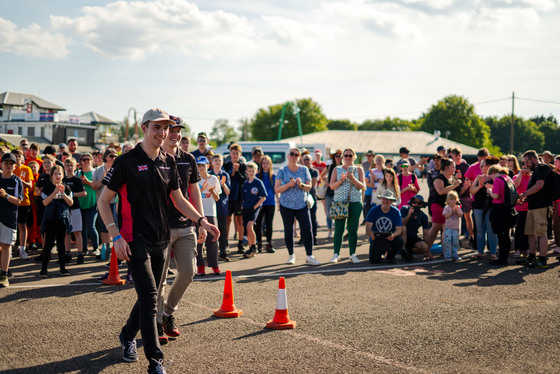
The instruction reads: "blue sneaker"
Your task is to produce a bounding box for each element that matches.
[119,332,139,362]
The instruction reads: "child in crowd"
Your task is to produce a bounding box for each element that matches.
[0,153,23,288]
[34,154,56,258]
[27,160,42,251]
[442,190,463,261]
[241,162,267,258]
[208,153,231,261]
[62,158,86,264]
[39,165,73,278]
[196,156,222,276]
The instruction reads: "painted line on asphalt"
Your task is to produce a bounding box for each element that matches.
[188,300,431,373]
[6,252,477,289]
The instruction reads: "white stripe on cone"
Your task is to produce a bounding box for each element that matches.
[276,288,288,310]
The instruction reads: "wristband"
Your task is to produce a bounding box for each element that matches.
[197,216,207,225]
[4,194,9,200]
[106,222,116,229]
[113,235,122,242]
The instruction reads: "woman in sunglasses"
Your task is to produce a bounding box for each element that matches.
[320,149,343,238]
[329,148,366,264]
[275,148,321,265]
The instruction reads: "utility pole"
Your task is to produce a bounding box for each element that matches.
[510,92,515,154]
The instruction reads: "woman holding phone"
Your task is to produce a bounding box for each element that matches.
[329,148,365,263]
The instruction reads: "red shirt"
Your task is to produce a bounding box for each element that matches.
[312,161,326,174]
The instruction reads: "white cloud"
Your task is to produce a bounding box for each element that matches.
[0,18,70,58]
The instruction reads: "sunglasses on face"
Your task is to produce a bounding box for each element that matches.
[411,201,422,205]
[334,154,342,158]
[21,144,29,147]
[108,154,117,159]
[197,138,206,142]
[343,154,353,158]
[289,152,300,157]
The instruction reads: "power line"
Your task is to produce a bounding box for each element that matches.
[472,97,511,105]
[516,97,560,105]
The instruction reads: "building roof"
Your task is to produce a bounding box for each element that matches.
[80,112,119,125]
[283,130,480,156]
[0,92,65,111]
[0,133,27,147]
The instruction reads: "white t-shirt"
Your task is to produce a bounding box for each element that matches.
[198,175,221,217]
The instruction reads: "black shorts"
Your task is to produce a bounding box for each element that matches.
[405,236,424,251]
[242,207,260,227]
[228,200,243,216]
[17,205,31,224]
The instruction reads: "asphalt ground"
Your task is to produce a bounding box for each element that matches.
[2,179,560,373]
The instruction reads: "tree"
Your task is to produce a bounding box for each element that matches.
[238,117,253,141]
[537,121,560,154]
[250,98,328,141]
[328,119,358,131]
[210,118,238,147]
[419,95,491,149]
[485,115,544,155]
[359,117,416,131]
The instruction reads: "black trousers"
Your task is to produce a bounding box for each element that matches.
[514,210,529,251]
[280,205,313,256]
[41,219,67,272]
[255,205,275,246]
[216,214,228,253]
[121,237,167,370]
[369,236,404,264]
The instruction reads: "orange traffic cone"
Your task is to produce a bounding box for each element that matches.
[266,277,296,329]
[102,247,126,285]
[214,270,242,318]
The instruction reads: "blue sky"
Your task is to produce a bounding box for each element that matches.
[1,0,560,137]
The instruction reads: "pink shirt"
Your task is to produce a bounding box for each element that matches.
[513,174,530,212]
[398,173,420,209]
[465,162,481,182]
[443,205,463,230]
[491,176,506,204]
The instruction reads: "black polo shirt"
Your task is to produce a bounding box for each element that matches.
[168,149,200,228]
[102,144,179,246]
[63,175,84,210]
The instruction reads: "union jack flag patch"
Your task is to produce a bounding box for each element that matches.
[138,165,148,172]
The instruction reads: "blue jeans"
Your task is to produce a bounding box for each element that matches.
[81,206,99,251]
[443,227,460,259]
[473,209,497,255]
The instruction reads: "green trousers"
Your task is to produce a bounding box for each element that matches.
[333,201,363,255]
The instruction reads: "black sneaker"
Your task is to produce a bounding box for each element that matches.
[219,252,230,261]
[243,247,256,258]
[237,242,244,254]
[60,269,70,276]
[76,254,84,265]
[266,244,275,253]
[157,323,168,345]
[119,332,139,362]
[64,253,72,263]
[257,246,263,253]
[162,314,180,337]
[528,259,547,269]
[39,270,48,278]
[7,270,13,278]
[516,257,534,266]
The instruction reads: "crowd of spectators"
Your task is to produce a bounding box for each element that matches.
[1,133,560,288]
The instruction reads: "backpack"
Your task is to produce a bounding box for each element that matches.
[398,173,417,189]
[498,175,518,228]
[546,168,560,203]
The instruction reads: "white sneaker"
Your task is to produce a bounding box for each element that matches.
[329,254,339,263]
[20,249,29,260]
[327,231,333,238]
[306,255,321,266]
[93,248,101,256]
[349,254,360,264]
[287,254,296,264]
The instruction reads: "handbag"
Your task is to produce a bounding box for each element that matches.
[317,183,327,199]
[306,193,315,209]
[328,178,352,220]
